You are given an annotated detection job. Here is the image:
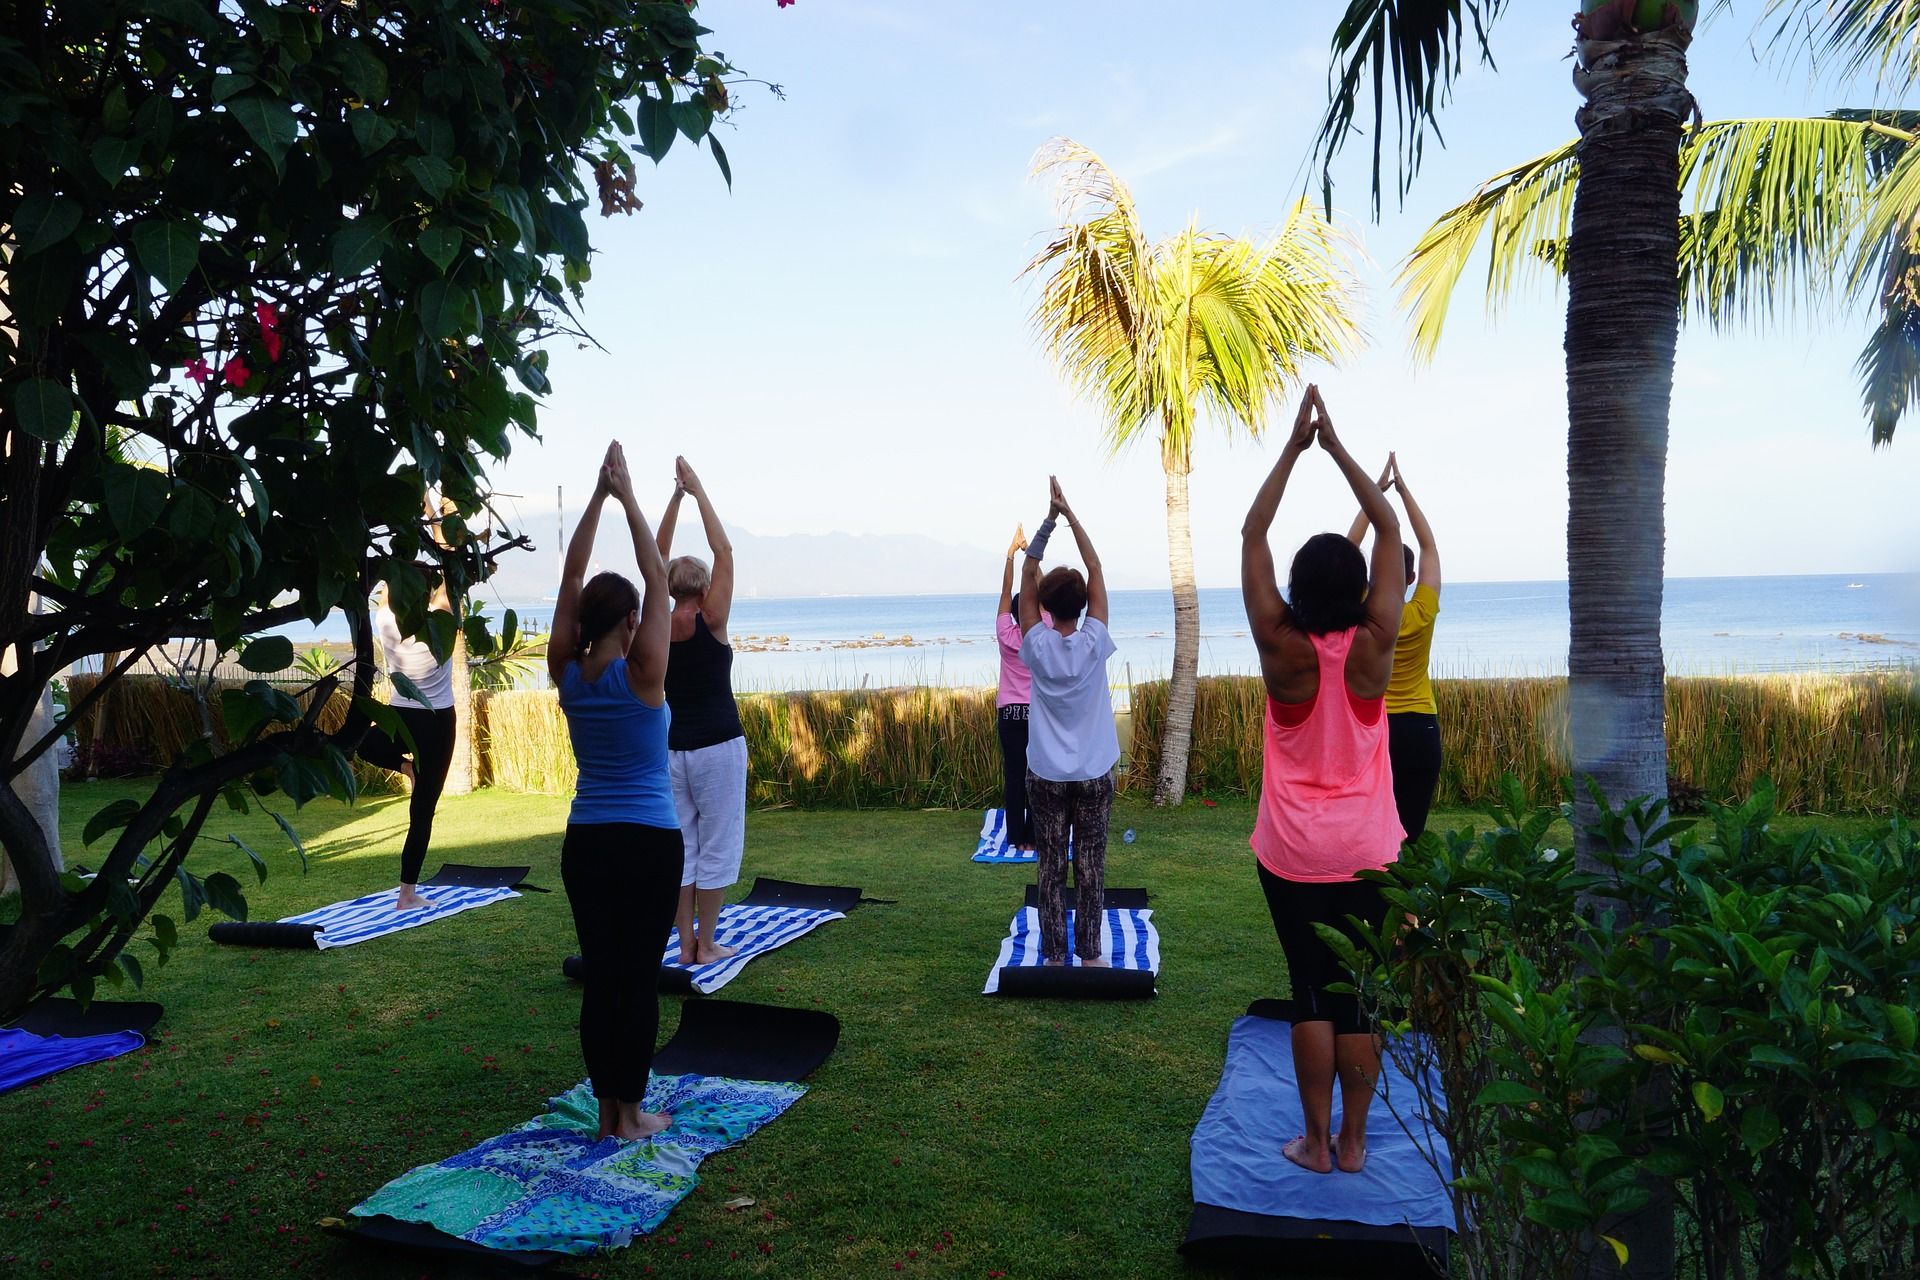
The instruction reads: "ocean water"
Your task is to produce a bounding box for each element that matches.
[276,573,1919,691]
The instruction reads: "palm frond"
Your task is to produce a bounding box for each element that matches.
[1855,209,1920,444]
[1761,0,1920,97]
[1313,0,1511,216]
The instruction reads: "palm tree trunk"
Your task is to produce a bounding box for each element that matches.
[444,633,475,797]
[1565,23,1691,1280]
[1153,459,1200,807]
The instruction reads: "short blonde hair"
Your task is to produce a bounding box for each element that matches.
[668,556,711,602]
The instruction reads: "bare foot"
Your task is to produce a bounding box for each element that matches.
[693,940,738,965]
[1332,1137,1368,1174]
[596,1095,617,1141]
[1081,955,1111,969]
[676,948,698,966]
[1283,1135,1333,1175]
[1018,844,1035,852]
[1043,957,1066,967]
[614,1110,673,1141]
[395,887,435,912]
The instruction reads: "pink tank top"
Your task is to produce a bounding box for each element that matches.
[1250,627,1405,882]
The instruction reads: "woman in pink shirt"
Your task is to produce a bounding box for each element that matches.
[1241,386,1406,1177]
[995,523,1036,851]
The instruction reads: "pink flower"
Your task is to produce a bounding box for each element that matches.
[256,302,283,362]
[223,357,251,389]
[777,0,794,7]
[184,359,211,386]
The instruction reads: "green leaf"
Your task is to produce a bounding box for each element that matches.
[1600,1235,1630,1269]
[1692,1081,1726,1122]
[417,280,466,339]
[349,109,397,154]
[1749,1045,1803,1070]
[132,220,201,293]
[1886,1003,1917,1051]
[83,798,141,847]
[268,809,309,872]
[387,670,430,708]
[671,99,711,142]
[117,951,145,989]
[404,155,454,201]
[151,913,177,950]
[1741,1105,1782,1153]
[15,191,81,257]
[1473,1080,1545,1107]
[332,38,389,102]
[202,871,248,921]
[1509,1156,1573,1191]
[101,462,168,537]
[172,866,206,923]
[708,132,731,188]
[224,834,270,884]
[13,378,74,441]
[638,95,675,162]
[418,227,460,275]
[237,635,295,673]
[227,95,297,175]
[333,221,390,276]
[211,72,255,105]
[91,136,142,186]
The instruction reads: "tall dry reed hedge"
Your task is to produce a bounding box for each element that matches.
[64,673,404,794]
[1127,673,1918,815]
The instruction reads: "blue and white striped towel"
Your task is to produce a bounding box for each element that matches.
[662,903,845,994]
[971,809,1071,864]
[982,905,1159,993]
[281,884,521,950]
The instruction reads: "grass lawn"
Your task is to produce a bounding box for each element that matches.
[1,785,1893,1279]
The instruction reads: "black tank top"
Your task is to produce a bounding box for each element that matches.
[664,614,745,751]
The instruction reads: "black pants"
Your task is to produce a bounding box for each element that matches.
[1257,863,1387,1036]
[996,704,1032,846]
[355,705,456,885]
[1387,712,1443,842]
[561,822,684,1103]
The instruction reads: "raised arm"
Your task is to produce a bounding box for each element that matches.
[1392,458,1441,596]
[1345,456,1395,547]
[1019,494,1054,634]
[1242,388,1318,644]
[548,451,613,683]
[676,457,733,630]
[997,524,1025,619]
[1049,477,1106,626]
[1312,389,1404,645]
[655,483,684,559]
[601,444,671,704]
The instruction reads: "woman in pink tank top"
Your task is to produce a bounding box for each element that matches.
[1241,386,1407,1177]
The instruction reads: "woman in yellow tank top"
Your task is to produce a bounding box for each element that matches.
[1347,455,1442,840]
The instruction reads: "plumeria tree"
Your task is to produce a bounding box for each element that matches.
[1024,139,1362,806]
[0,0,754,1019]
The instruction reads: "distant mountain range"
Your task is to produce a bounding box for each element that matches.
[482,526,1075,599]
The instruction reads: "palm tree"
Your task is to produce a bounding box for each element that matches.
[1312,3,1918,1275]
[1022,138,1363,806]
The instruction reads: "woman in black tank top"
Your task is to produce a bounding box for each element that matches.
[655,458,751,967]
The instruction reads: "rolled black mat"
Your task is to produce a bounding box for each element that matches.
[9,997,164,1038]
[1178,1201,1450,1276]
[207,921,323,949]
[651,999,841,1083]
[1020,883,1148,910]
[995,965,1156,1000]
[737,877,863,913]
[328,1217,566,1270]
[422,863,531,890]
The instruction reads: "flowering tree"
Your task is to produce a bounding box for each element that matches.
[0,0,752,1018]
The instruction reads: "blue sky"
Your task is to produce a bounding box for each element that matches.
[495,1,1916,591]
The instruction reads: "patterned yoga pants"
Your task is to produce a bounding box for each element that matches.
[1026,770,1114,962]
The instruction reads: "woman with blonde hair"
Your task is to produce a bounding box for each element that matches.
[655,457,748,966]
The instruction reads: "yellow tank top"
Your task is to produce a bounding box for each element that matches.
[1385,584,1440,715]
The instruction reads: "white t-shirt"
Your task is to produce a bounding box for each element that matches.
[1020,616,1119,783]
[375,607,454,711]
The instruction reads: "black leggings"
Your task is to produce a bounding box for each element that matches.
[1257,863,1388,1036]
[561,822,684,1103]
[1387,711,1443,842]
[355,705,456,885]
[996,705,1031,846]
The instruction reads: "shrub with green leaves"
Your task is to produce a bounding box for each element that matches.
[0,0,749,1017]
[1332,779,1920,1279]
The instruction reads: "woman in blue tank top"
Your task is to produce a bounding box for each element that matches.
[548,441,684,1143]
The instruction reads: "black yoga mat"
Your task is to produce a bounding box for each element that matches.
[996,965,1157,1000]
[8,998,164,1038]
[334,999,839,1271]
[209,864,532,948]
[1020,883,1148,910]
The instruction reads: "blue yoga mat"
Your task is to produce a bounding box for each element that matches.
[971,809,1070,864]
[0,1027,145,1095]
[1190,1014,1455,1232]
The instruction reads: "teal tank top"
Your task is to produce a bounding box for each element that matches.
[558,659,678,828]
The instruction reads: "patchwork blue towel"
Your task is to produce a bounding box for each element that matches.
[662,903,844,994]
[0,1027,145,1094]
[971,809,1071,864]
[982,905,1159,993]
[1190,1015,1455,1231]
[352,1073,805,1255]
[281,884,520,949]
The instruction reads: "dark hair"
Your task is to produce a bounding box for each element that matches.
[1036,567,1088,624]
[1403,545,1416,582]
[1009,591,1021,618]
[1287,533,1369,634]
[576,572,639,657]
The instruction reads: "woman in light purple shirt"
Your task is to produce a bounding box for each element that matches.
[994,523,1037,851]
